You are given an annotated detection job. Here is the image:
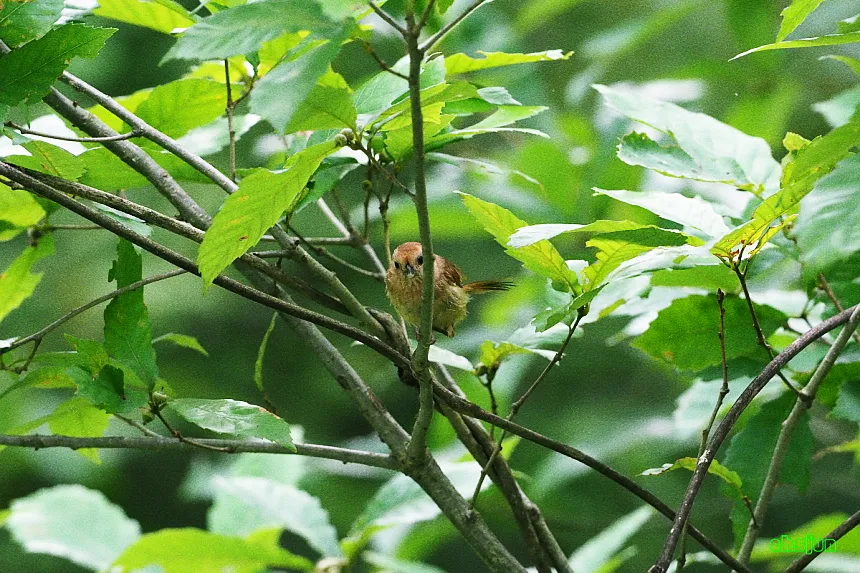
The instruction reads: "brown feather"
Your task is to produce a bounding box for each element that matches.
[463,280,515,293]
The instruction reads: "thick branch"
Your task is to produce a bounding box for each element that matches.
[649,303,860,572]
[0,434,398,469]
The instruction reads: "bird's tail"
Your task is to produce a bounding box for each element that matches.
[463,280,515,294]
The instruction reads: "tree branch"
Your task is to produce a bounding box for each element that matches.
[648,303,860,572]
[1,269,186,355]
[782,509,860,573]
[432,381,752,573]
[4,122,142,143]
[737,303,860,562]
[0,434,399,470]
[419,0,491,53]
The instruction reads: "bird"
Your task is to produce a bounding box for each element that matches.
[385,241,513,338]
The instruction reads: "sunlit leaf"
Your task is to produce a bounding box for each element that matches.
[776,0,827,42]
[0,23,116,106]
[6,141,86,180]
[47,397,111,462]
[209,476,341,557]
[733,31,860,60]
[169,398,295,450]
[95,0,193,34]
[812,83,860,128]
[445,49,572,74]
[0,184,45,235]
[594,84,780,195]
[197,141,337,290]
[162,0,336,62]
[6,485,140,570]
[641,457,745,498]
[284,69,357,134]
[134,78,229,139]
[459,193,579,293]
[0,235,53,324]
[152,333,209,356]
[363,552,447,573]
[112,528,312,573]
[568,506,654,573]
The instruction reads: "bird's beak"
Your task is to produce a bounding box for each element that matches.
[404,263,416,277]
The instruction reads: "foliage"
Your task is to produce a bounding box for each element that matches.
[1,0,859,572]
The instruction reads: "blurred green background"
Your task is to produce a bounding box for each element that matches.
[2,0,859,571]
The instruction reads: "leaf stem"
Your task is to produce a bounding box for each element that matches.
[224,60,237,182]
[4,122,142,143]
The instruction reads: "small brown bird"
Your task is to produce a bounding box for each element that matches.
[385,242,513,337]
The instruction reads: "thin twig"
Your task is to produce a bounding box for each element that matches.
[647,304,860,572]
[818,272,860,347]
[0,433,399,469]
[224,60,237,182]
[1,269,187,355]
[360,38,409,79]
[4,122,142,143]
[733,264,807,400]
[736,303,860,563]
[471,312,583,507]
[367,0,408,35]
[419,0,490,52]
[432,382,753,573]
[289,225,384,281]
[115,414,162,438]
[782,509,860,573]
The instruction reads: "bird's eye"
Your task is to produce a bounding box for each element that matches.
[394,261,400,269]
[417,255,423,265]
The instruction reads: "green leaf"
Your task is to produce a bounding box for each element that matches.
[426,105,549,151]
[285,69,357,134]
[723,393,815,547]
[77,146,214,190]
[251,38,343,134]
[582,229,690,290]
[77,363,146,415]
[162,0,336,62]
[0,0,64,47]
[733,31,860,60]
[445,49,573,74]
[776,0,827,42]
[832,379,860,423]
[594,84,780,195]
[595,188,729,237]
[133,78,228,139]
[152,333,209,356]
[363,552,447,573]
[796,155,860,278]
[427,152,544,189]
[6,484,140,570]
[713,117,860,258]
[254,313,277,394]
[632,294,785,371]
[640,457,745,498]
[459,193,579,293]
[294,159,359,213]
[0,23,116,105]
[111,528,312,573]
[208,476,342,557]
[509,220,681,248]
[197,141,337,290]
[813,83,860,127]
[0,183,45,232]
[6,140,86,180]
[353,68,409,118]
[168,398,295,450]
[568,506,654,573]
[478,340,554,372]
[103,239,159,388]
[47,397,111,462]
[650,265,740,291]
[0,234,53,324]
[839,13,860,33]
[95,0,194,34]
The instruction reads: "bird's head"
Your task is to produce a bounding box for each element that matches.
[391,242,424,279]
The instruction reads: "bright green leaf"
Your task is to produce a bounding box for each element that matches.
[6,484,140,570]
[103,239,158,388]
[152,333,209,356]
[583,229,691,290]
[460,192,579,293]
[0,0,64,47]
[594,84,781,195]
[111,527,312,573]
[428,152,543,189]
[0,23,116,105]
[95,0,194,34]
[595,188,730,238]
[162,0,336,62]
[285,69,357,134]
[733,31,860,60]
[169,398,295,450]
[776,0,827,42]
[0,234,53,324]
[568,506,654,573]
[832,379,860,423]
[251,38,343,134]
[208,476,342,557]
[820,54,860,76]
[0,184,45,231]
[134,78,228,140]
[632,294,785,370]
[812,84,860,128]
[445,49,573,74]
[6,141,86,180]
[363,552,447,573]
[197,141,337,290]
[640,457,745,498]
[47,397,111,462]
